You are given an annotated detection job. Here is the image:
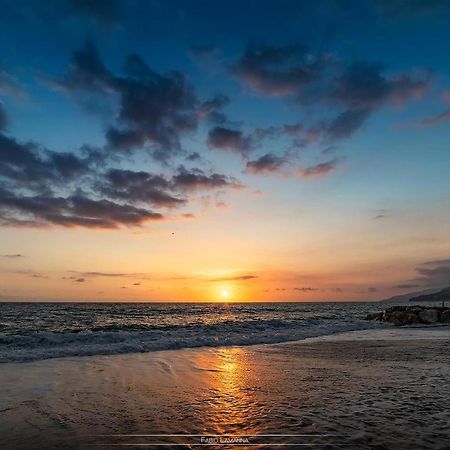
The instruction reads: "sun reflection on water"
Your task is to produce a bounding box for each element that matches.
[194,347,265,436]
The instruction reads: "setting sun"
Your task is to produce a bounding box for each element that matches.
[220,289,230,300]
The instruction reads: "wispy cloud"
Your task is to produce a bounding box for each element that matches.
[210,274,258,282]
[2,253,25,258]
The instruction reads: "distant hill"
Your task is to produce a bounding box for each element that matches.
[380,288,441,303]
[410,287,450,303]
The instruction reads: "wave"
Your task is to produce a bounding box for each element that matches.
[0,318,386,363]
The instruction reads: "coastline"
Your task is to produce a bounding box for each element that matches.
[1,326,449,449]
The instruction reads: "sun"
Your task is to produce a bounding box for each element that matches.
[220,289,230,300]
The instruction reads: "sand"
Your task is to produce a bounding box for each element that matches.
[1,327,449,449]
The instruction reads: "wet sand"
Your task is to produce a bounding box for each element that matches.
[1,327,449,449]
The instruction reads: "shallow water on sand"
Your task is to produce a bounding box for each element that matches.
[1,334,449,449]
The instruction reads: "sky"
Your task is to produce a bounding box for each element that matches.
[0,0,450,302]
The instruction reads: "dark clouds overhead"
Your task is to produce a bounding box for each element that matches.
[232,43,315,96]
[207,126,253,155]
[229,44,432,156]
[55,41,201,158]
[172,167,243,191]
[245,153,287,174]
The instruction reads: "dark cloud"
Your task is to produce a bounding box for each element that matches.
[231,43,315,96]
[328,62,430,110]
[55,41,200,158]
[419,109,450,126]
[207,126,253,155]
[69,0,120,25]
[326,108,371,140]
[0,189,163,229]
[245,153,287,174]
[74,277,86,283]
[75,271,128,277]
[172,167,243,191]
[293,287,319,291]
[374,209,389,219]
[197,94,229,124]
[368,287,377,292]
[400,259,450,288]
[210,275,258,282]
[186,152,202,162]
[2,253,24,258]
[268,286,319,292]
[230,45,431,146]
[0,133,100,192]
[0,104,7,130]
[299,158,339,178]
[99,169,185,208]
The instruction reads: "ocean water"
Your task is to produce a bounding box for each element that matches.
[0,302,386,363]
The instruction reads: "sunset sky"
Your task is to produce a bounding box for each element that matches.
[1,0,450,302]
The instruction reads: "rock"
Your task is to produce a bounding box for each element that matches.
[440,309,450,323]
[418,309,439,324]
[402,313,419,324]
[365,312,383,321]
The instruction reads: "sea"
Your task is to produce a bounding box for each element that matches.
[0,301,388,363]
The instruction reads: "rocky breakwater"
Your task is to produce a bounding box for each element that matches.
[366,305,450,326]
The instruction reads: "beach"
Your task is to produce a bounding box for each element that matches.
[1,327,449,450]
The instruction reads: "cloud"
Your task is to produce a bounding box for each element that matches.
[374,209,389,219]
[210,275,258,282]
[268,286,319,292]
[328,62,430,110]
[299,158,339,178]
[74,277,86,283]
[231,43,315,96]
[0,133,101,192]
[419,109,450,126]
[207,126,253,155]
[0,67,24,98]
[403,259,450,288]
[99,169,185,208]
[245,153,287,174]
[0,189,163,229]
[197,94,229,124]
[326,108,371,140]
[230,45,431,146]
[2,254,24,258]
[74,271,128,277]
[0,104,7,131]
[172,167,244,191]
[54,40,201,158]
[443,91,450,102]
[293,287,318,291]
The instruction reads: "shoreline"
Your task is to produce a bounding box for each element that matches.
[2,323,450,367]
[1,326,449,449]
